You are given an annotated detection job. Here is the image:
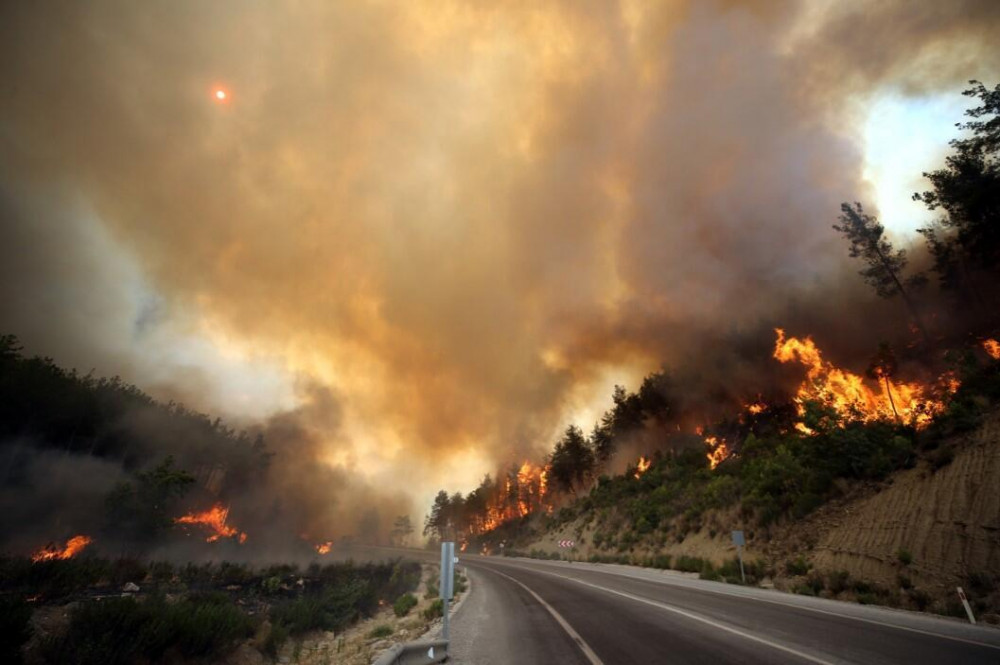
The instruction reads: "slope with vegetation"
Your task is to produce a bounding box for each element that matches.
[425,81,1000,619]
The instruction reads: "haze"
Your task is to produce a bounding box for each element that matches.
[2,0,998,518]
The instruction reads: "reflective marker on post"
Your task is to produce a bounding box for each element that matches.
[732,530,746,584]
[957,587,976,624]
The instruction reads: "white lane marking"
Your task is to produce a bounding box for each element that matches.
[510,560,1000,653]
[513,565,836,665]
[487,567,605,665]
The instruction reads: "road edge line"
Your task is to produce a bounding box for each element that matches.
[488,567,605,665]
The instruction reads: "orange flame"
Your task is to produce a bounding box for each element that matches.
[473,461,552,535]
[31,535,93,562]
[704,436,730,469]
[746,401,767,415]
[984,338,1000,360]
[634,456,651,479]
[175,503,246,543]
[315,541,332,555]
[773,329,952,429]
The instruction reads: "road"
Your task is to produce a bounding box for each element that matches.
[440,555,1000,665]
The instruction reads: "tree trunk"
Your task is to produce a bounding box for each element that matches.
[883,376,900,422]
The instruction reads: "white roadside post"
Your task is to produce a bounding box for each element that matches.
[440,542,456,640]
[732,530,746,584]
[957,587,976,624]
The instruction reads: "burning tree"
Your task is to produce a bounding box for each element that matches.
[105,456,195,544]
[833,202,930,343]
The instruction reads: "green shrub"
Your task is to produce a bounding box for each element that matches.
[422,599,444,621]
[827,571,850,595]
[967,572,997,593]
[0,595,32,664]
[896,549,913,566]
[261,622,289,658]
[393,593,418,617]
[674,555,705,573]
[270,578,372,636]
[785,556,810,576]
[908,588,931,611]
[367,624,393,639]
[806,572,825,594]
[41,593,254,665]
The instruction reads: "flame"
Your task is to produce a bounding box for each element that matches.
[633,456,651,479]
[31,535,93,562]
[460,542,468,552]
[746,401,767,415]
[174,503,246,543]
[773,329,952,429]
[704,436,730,469]
[985,338,1000,360]
[315,541,332,555]
[472,461,552,535]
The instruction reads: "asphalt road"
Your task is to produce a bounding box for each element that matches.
[442,556,1000,665]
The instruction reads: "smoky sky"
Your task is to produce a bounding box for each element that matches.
[1,0,999,504]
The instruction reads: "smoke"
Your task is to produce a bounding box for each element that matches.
[1,0,998,531]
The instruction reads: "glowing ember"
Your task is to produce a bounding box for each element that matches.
[773,329,952,429]
[984,338,1000,360]
[174,503,246,543]
[315,541,332,555]
[704,436,730,469]
[634,456,651,479]
[31,535,93,562]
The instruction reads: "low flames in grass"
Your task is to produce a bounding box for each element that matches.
[174,503,247,544]
[773,329,955,432]
[31,535,93,562]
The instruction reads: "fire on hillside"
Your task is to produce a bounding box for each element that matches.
[174,503,247,544]
[773,329,956,432]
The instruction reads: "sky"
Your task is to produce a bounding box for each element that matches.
[1,0,998,519]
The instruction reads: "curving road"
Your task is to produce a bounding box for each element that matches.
[441,555,1000,665]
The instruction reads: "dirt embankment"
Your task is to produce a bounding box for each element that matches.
[809,413,1000,595]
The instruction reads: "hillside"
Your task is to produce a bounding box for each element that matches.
[501,403,1000,621]
[809,408,1000,604]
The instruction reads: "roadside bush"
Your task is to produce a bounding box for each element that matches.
[261,622,289,658]
[827,571,851,595]
[785,556,810,576]
[393,593,418,617]
[367,624,393,639]
[674,555,705,573]
[41,593,254,665]
[270,578,371,636]
[0,595,32,664]
[422,599,444,621]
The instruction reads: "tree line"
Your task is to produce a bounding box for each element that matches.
[425,80,1000,545]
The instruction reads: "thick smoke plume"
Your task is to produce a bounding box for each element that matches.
[1,0,999,537]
